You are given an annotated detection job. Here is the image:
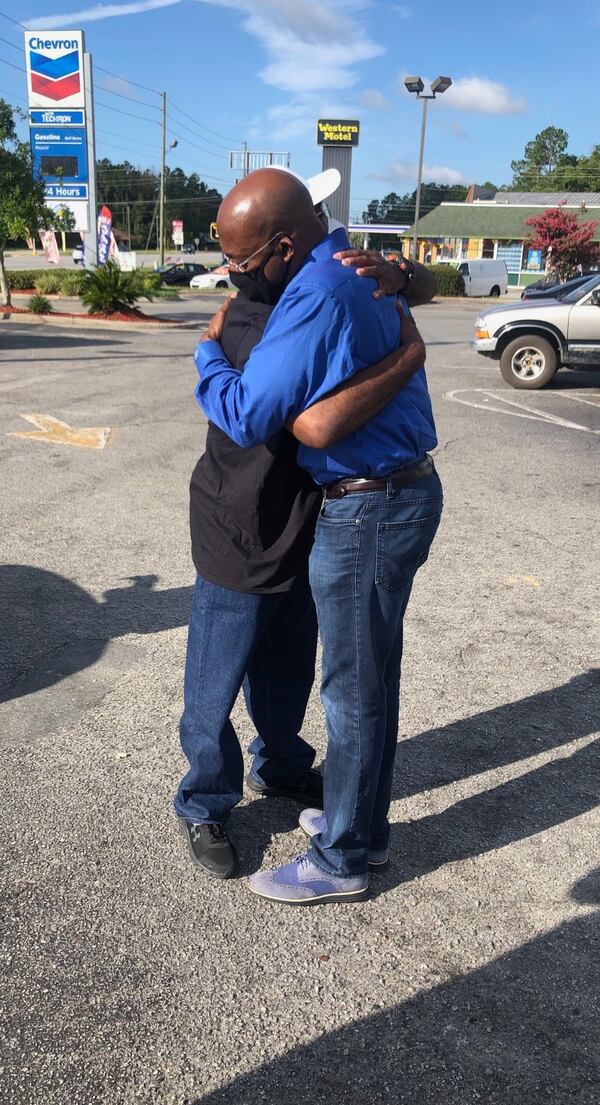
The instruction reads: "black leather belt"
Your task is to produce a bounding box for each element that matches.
[324,455,434,500]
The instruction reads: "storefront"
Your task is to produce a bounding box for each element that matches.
[403,195,600,286]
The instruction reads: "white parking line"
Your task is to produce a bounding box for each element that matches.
[445,388,600,435]
[561,392,600,409]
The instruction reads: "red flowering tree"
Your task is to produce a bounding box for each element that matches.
[525,206,600,281]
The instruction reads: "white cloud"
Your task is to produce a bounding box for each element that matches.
[393,4,412,16]
[443,76,526,114]
[99,74,145,101]
[261,95,360,143]
[399,74,525,115]
[360,88,390,111]
[369,161,467,186]
[24,0,180,29]
[197,0,384,95]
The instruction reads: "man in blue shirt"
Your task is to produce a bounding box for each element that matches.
[196,169,443,904]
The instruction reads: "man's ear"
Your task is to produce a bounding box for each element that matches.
[279,236,295,262]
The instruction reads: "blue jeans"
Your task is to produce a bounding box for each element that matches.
[308,464,443,877]
[174,571,317,823]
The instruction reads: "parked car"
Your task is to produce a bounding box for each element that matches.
[189,264,233,291]
[457,259,508,297]
[157,262,208,286]
[521,271,599,300]
[72,245,84,265]
[181,243,196,254]
[470,273,600,388]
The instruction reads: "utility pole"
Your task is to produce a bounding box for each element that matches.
[158,91,166,265]
[242,140,249,177]
[145,195,159,252]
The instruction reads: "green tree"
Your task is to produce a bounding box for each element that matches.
[510,126,569,188]
[362,183,469,226]
[550,146,600,193]
[0,98,74,306]
[95,159,222,249]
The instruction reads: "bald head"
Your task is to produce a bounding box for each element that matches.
[217,169,325,281]
[219,168,317,241]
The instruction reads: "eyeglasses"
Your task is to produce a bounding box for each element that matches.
[223,231,284,273]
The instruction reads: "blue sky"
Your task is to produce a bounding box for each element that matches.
[1,0,599,217]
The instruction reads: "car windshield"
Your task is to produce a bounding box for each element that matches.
[562,274,600,303]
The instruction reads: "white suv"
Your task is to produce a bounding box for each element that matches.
[470,274,600,388]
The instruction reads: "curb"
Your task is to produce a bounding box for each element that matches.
[0,311,200,333]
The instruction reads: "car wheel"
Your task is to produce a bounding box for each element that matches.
[500,335,558,389]
[490,285,500,297]
[216,280,228,288]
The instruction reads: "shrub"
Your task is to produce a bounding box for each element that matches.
[34,271,62,294]
[130,269,161,297]
[426,263,465,296]
[28,294,53,314]
[58,270,87,296]
[7,270,39,290]
[80,261,141,315]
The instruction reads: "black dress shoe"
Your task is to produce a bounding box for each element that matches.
[178,818,238,879]
[246,767,323,807]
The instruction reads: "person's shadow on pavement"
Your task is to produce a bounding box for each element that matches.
[0,563,192,704]
[191,867,600,1105]
[239,669,599,878]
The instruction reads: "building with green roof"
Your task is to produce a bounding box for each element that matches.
[402,193,600,286]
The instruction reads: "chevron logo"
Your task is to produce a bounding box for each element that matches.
[29,46,81,102]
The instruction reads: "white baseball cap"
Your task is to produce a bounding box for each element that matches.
[269,164,341,205]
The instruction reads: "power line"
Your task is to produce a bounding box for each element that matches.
[96,127,159,153]
[0,54,23,73]
[0,33,22,52]
[0,83,26,103]
[94,80,160,111]
[169,99,241,146]
[95,98,160,125]
[166,111,230,153]
[167,129,226,162]
[94,63,160,98]
[99,197,223,206]
[95,138,157,158]
[0,10,25,29]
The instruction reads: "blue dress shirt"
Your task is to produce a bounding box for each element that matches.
[195,228,437,486]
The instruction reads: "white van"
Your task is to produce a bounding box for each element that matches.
[457,259,508,297]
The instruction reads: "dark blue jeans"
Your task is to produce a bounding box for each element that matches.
[174,571,317,823]
[308,465,443,878]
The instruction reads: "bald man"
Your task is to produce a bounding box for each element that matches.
[186,169,442,901]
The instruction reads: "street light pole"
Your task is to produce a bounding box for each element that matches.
[412,96,428,264]
[404,75,452,262]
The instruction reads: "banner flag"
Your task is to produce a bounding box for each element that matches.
[39,228,60,265]
[97,205,112,265]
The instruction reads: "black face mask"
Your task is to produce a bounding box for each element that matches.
[229,245,290,306]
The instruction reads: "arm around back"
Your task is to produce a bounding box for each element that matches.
[289,314,426,449]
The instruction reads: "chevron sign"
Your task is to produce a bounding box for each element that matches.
[24,31,85,108]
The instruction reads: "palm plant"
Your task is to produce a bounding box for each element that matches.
[80,261,141,315]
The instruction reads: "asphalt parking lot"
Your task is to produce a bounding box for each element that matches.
[1,299,599,1105]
